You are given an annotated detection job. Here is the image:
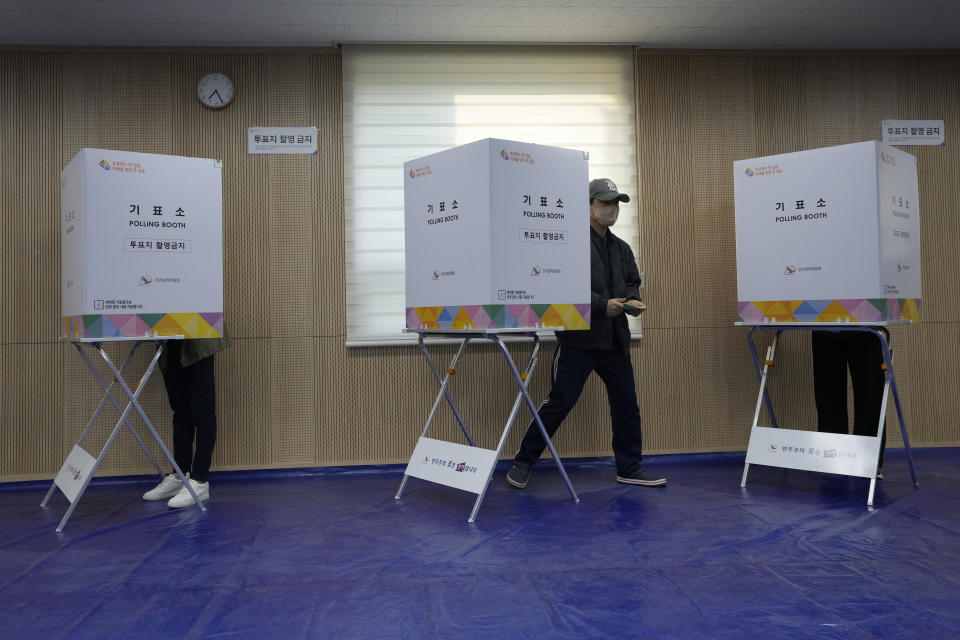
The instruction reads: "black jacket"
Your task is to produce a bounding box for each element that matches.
[557,227,641,354]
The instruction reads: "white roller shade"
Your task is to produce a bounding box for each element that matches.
[343,45,639,346]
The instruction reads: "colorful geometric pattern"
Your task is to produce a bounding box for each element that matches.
[62,312,224,339]
[737,299,921,323]
[407,303,590,331]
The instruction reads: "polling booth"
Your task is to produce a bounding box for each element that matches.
[734,141,920,504]
[44,149,224,530]
[395,138,590,521]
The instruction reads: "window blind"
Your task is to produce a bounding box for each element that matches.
[343,44,639,346]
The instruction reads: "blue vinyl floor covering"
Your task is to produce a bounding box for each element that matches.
[1,448,959,639]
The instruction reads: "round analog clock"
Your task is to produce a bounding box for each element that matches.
[197,73,235,109]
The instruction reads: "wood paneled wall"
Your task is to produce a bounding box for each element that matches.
[1,48,957,482]
[636,52,960,455]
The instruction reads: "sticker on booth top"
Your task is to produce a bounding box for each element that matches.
[98,158,146,175]
[499,149,534,164]
[743,164,782,177]
[409,165,432,178]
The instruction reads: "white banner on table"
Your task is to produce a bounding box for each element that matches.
[882,120,945,146]
[745,426,881,479]
[404,437,498,494]
[54,445,97,503]
[247,127,318,154]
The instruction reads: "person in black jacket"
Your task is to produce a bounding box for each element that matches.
[506,178,666,489]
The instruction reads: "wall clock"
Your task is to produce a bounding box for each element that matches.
[197,73,235,109]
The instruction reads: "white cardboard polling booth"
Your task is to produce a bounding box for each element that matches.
[61,148,224,339]
[734,141,922,505]
[45,149,224,531]
[735,140,921,323]
[397,139,590,521]
[403,138,591,331]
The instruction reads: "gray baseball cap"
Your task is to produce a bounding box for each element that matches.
[589,178,630,203]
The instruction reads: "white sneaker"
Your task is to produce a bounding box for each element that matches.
[167,479,209,509]
[143,473,186,501]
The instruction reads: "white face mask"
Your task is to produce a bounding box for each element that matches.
[592,200,620,227]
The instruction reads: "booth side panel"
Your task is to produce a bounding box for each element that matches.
[487,139,591,331]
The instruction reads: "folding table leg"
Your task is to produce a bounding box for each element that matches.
[468,335,541,523]
[79,342,166,477]
[53,343,171,531]
[418,334,474,446]
[97,343,204,511]
[865,332,901,506]
[873,329,918,490]
[396,336,475,500]
[42,342,157,508]
[742,335,779,488]
[491,335,579,506]
[746,327,779,429]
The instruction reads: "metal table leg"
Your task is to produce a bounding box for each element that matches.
[45,339,202,533]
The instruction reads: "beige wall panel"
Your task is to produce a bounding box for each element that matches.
[690,57,754,329]
[635,55,697,328]
[213,338,271,470]
[0,343,63,482]
[268,55,317,338]
[270,337,317,464]
[269,154,317,336]
[893,323,956,447]
[634,328,700,453]
[696,326,763,451]
[895,57,960,324]
[315,336,351,463]
[752,56,807,155]
[62,53,172,162]
[0,52,62,344]
[753,329,818,433]
[171,53,271,340]
[314,53,347,339]
[804,56,898,148]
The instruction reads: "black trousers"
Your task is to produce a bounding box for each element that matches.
[811,330,887,467]
[514,343,645,475]
[161,341,217,483]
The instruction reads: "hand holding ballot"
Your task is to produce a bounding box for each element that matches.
[622,299,646,316]
[607,297,646,317]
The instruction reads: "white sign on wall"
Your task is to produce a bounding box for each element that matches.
[882,120,945,146]
[734,141,921,324]
[61,149,224,339]
[404,138,591,331]
[247,127,319,155]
